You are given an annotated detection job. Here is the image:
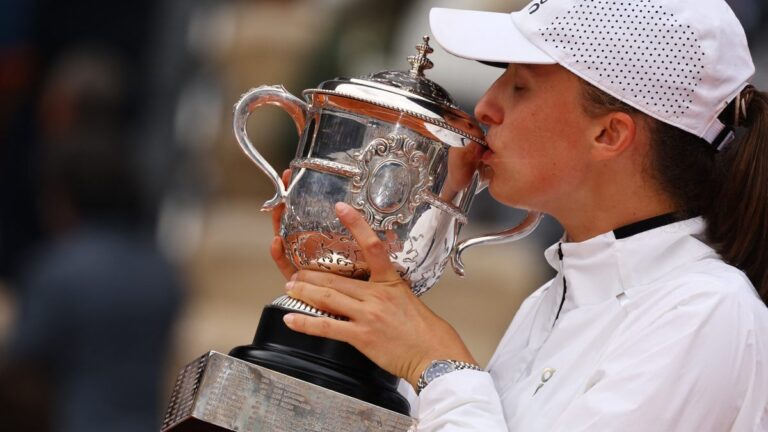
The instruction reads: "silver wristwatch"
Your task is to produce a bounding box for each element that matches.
[416,359,482,394]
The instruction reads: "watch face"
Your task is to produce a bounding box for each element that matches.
[424,360,456,384]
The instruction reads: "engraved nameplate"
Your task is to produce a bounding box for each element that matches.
[162,352,417,432]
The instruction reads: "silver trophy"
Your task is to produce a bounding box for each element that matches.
[162,37,540,432]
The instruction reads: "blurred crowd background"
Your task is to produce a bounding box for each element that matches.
[0,0,765,431]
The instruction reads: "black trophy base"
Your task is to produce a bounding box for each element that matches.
[229,305,410,415]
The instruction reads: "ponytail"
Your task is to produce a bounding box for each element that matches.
[581,81,768,306]
[706,89,768,305]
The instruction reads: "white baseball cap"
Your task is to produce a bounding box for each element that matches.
[430,0,755,149]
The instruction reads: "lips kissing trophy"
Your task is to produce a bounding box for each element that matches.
[161,37,541,432]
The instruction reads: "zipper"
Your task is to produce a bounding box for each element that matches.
[554,242,567,324]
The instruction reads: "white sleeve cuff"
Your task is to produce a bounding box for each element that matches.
[416,369,508,431]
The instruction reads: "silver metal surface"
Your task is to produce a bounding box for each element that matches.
[451,211,543,277]
[291,158,361,178]
[233,85,308,211]
[407,36,435,79]
[162,352,417,432]
[233,36,542,303]
[349,134,434,230]
[302,88,482,148]
[271,295,345,320]
[290,150,468,227]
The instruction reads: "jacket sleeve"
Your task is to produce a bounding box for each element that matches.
[411,370,509,431]
[401,284,552,432]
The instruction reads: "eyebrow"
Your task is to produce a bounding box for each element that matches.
[510,64,533,81]
[515,64,534,75]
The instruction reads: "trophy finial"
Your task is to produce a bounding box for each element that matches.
[408,35,434,78]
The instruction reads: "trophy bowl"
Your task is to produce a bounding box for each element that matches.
[234,36,541,299]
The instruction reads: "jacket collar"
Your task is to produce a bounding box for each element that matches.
[544,216,717,308]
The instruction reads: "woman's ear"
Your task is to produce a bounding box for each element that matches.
[591,112,638,160]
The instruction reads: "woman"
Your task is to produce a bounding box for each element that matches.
[271,0,768,430]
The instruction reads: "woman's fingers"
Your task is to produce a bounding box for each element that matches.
[270,236,296,280]
[271,169,292,236]
[285,278,361,317]
[269,169,295,279]
[293,270,369,301]
[334,202,401,283]
[283,313,356,342]
[271,203,284,236]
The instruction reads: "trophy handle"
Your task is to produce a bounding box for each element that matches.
[234,85,309,211]
[450,211,543,277]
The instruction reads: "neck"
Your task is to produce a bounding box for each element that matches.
[552,164,678,243]
[561,205,678,242]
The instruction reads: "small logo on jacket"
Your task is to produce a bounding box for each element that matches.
[533,368,556,396]
[528,0,551,14]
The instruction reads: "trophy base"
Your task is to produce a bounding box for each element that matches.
[162,351,416,432]
[228,305,410,416]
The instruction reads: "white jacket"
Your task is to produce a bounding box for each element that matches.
[403,217,768,431]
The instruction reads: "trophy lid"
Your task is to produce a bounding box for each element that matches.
[305,36,485,147]
[359,36,457,109]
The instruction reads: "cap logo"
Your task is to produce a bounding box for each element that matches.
[527,0,550,14]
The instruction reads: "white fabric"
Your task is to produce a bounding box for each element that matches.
[429,0,755,144]
[403,218,768,431]
[428,8,555,65]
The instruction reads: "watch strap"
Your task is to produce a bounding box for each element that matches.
[416,359,482,394]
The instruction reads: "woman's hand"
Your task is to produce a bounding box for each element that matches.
[441,142,484,201]
[281,201,477,389]
[269,169,297,280]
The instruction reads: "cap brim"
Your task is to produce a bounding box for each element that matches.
[429,8,556,65]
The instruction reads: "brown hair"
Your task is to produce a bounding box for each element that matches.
[581,82,768,305]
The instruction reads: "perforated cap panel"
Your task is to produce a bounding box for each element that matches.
[510,0,754,141]
[539,0,704,123]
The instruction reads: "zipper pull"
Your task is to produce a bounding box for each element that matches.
[554,242,567,324]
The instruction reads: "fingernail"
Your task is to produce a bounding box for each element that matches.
[290,272,298,282]
[283,314,295,326]
[335,202,349,215]
[285,281,294,292]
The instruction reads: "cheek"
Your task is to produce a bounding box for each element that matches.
[487,123,587,207]
[483,81,592,208]
[486,155,565,207]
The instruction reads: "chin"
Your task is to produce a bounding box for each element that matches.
[487,179,531,210]
[487,181,513,206]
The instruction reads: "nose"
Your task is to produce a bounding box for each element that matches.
[474,85,502,129]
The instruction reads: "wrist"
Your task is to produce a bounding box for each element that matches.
[407,358,434,389]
